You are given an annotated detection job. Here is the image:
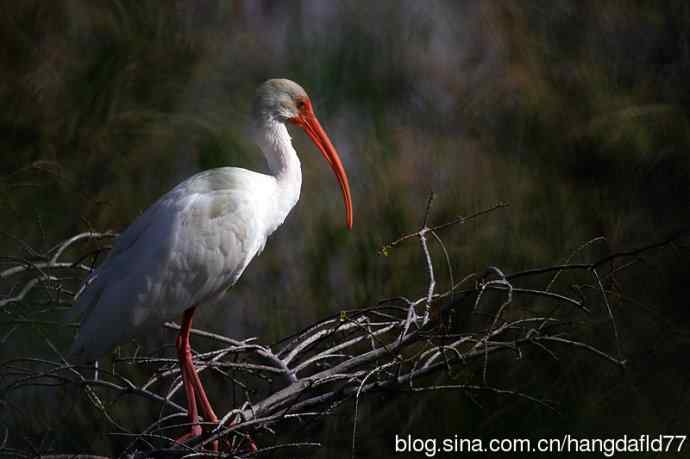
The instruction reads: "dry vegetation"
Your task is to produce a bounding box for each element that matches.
[2,195,686,457]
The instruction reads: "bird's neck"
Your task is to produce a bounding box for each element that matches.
[254,119,302,227]
[256,120,300,178]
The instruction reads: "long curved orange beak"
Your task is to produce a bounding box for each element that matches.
[292,109,353,230]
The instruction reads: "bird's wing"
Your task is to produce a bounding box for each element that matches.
[69,168,272,361]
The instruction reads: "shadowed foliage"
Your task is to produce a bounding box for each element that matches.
[1,1,689,457]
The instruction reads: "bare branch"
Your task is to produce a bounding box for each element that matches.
[1,202,679,457]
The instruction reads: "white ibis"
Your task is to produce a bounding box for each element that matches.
[69,79,353,445]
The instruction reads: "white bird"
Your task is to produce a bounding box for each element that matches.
[69,79,353,445]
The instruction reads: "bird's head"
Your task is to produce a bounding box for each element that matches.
[254,79,353,230]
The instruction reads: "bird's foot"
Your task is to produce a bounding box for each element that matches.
[174,424,202,445]
[173,420,256,454]
[174,424,219,452]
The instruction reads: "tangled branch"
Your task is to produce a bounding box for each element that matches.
[1,198,686,458]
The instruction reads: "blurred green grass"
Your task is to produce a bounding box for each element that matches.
[1,1,689,457]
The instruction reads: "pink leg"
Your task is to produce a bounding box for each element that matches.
[175,306,219,450]
[175,306,256,453]
[175,331,202,442]
[178,307,219,423]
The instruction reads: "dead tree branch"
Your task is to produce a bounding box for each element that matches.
[1,202,686,458]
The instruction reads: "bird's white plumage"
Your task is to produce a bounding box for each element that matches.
[70,112,303,362]
[67,78,355,366]
[68,79,353,450]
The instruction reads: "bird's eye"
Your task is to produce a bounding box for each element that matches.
[296,100,306,110]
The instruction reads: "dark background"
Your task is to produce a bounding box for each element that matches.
[1,1,689,457]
